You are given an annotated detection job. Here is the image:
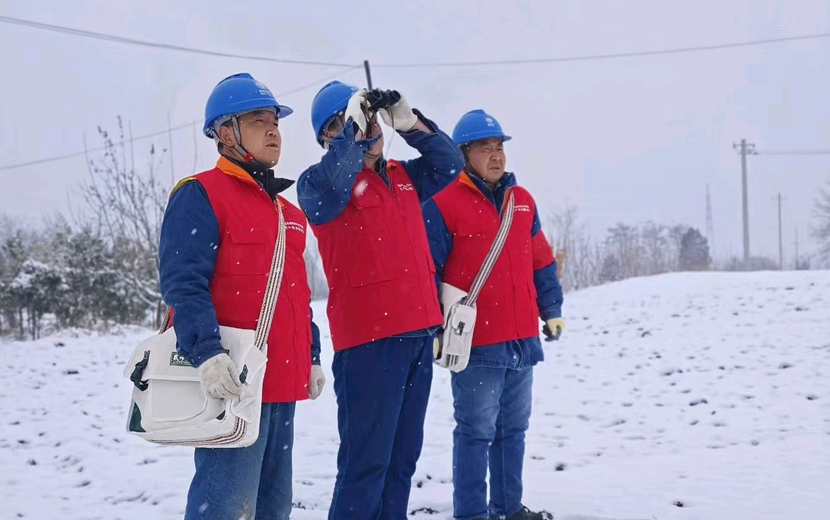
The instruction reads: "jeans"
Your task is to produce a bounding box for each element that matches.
[451,364,533,520]
[328,334,434,520]
[184,402,296,520]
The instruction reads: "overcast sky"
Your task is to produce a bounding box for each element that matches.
[1,0,828,264]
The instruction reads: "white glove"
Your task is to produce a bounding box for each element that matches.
[378,93,418,132]
[309,365,326,400]
[198,353,242,400]
[344,88,368,135]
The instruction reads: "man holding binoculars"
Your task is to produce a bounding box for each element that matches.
[297,81,463,520]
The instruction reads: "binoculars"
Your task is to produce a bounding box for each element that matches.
[365,88,401,112]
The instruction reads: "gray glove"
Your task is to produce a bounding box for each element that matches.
[198,353,242,400]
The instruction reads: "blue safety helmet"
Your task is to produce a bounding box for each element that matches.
[310,80,359,146]
[203,73,293,139]
[451,109,512,147]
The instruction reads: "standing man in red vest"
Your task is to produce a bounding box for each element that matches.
[421,109,564,520]
[296,81,465,520]
[158,73,325,520]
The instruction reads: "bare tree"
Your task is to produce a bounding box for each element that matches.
[812,183,830,265]
[545,206,579,259]
[639,221,670,275]
[605,223,643,278]
[543,206,715,289]
[76,117,170,326]
[544,206,607,291]
[545,206,577,290]
[667,224,690,270]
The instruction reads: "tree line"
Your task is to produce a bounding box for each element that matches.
[2,119,826,340]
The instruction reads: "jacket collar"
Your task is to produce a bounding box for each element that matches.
[458,170,517,214]
[460,170,517,194]
[215,155,295,200]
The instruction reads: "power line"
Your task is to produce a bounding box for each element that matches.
[3,15,828,70]
[375,32,830,68]
[757,149,830,156]
[0,15,355,67]
[273,66,360,97]
[0,124,190,171]
[0,66,361,171]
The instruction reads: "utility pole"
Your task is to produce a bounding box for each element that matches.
[363,60,373,90]
[733,139,756,261]
[706,183,714,257]
[778,193,783,270]
[794,226,799,269]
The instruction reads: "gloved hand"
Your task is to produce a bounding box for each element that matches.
[378,93,418,132]
[308,365,326,399]
[542,318,565,342]
[432,335,442,359]
[344,88,369,135]
[198,353,242,400]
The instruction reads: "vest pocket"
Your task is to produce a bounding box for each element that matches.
[345,180,408,286]
[346,231,398,287]
[227,230,272,275]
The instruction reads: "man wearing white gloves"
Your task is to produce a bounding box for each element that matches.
[158,72,325,520]
[297,81,465,520]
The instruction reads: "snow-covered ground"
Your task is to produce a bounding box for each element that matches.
[1,270,829,520]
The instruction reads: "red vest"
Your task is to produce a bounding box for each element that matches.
[193,158,312,403]
[309,160,443,351]
[432,172,555,346]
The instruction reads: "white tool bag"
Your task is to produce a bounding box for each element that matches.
[123,204,287,448]
[434,191,515,373]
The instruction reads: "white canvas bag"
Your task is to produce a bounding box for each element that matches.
[123,203,287,448]
[435,190,515,372]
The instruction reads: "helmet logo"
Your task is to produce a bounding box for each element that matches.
[485,117,495,126]
[254,81,273,97]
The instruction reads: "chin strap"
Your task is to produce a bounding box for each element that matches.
[212,114,271,170]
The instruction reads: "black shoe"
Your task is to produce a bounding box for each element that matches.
[505,505,554,520]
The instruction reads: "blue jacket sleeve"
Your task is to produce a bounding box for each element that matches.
[397,110,465,202]
[421,198,452,292]
[310,310,321,366]
[158,181,225,367]
[534,262,563,320]
[296,121,380,226]
[530,207,564,320]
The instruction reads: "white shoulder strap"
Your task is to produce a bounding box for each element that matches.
[465,189,515,306]
[253,203,288,353]
[158,203,288,355]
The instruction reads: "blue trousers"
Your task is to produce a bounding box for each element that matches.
[184,402,296,520]
[451,365,533,520]
[328,334,434,520]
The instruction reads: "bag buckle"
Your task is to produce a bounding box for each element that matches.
[130,350,150,391]
[453,320,467,335]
